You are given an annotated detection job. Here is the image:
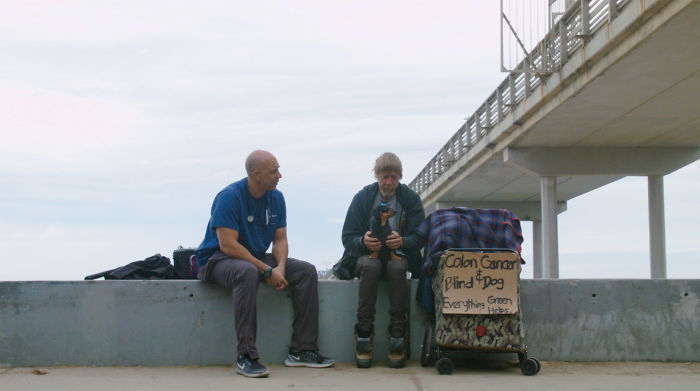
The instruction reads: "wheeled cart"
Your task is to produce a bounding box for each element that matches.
[420,248,540,376]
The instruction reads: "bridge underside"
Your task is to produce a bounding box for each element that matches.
[420,0,700,279]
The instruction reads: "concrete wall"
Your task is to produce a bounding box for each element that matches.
[1,279,698,366]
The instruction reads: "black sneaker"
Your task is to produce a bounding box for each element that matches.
[236,354,269,378]
[285,348,335,368]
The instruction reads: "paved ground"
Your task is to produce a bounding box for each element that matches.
[1,362,698,391]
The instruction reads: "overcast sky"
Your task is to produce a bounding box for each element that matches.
[1,0,698,281]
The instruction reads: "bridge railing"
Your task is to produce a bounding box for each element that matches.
[409,0,631,195]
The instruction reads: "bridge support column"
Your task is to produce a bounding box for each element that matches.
[541,177,559,278]
[533,220,544,278]
[648,175,667,278]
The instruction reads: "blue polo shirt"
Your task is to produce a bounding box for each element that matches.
[195,178,286,267]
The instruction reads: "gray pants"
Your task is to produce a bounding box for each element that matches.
[354,255,409,337]
[198,251,319,360]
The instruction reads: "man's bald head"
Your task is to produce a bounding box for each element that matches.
[245,150,282,196]
[245,150,275,175]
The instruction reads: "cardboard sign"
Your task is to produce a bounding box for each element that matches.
[441,251,519,315]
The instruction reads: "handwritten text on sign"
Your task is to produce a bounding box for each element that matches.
[442,251,519,315]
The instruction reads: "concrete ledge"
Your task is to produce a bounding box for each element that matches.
[1,279,698,366]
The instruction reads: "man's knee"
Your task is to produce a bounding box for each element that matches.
[386,258,408,280]
[239,262,259,280]
[357,257,382,279]
[297,260,318,282]
[215,260,258,287]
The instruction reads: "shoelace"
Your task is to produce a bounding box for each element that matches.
[240,356,263,368]
[301,350,324,363]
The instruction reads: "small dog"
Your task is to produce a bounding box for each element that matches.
[369,203,400,261]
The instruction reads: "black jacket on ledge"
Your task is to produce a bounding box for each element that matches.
[333,182,425,279]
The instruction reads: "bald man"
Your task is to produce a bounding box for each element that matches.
[195,150,334,378]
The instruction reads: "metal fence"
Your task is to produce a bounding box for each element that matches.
[409,0,631,195]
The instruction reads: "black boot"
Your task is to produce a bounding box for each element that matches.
[354,324,374,369]
[387,329,407,368]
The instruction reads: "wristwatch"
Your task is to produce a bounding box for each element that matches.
[262,266,273,279]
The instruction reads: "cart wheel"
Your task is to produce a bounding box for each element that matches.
[420,327,434,367]
[436,357,454,375]
[520,357,540,376]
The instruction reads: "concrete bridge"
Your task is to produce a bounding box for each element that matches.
[409,0,700,279]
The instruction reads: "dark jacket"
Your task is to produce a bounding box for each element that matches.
[333,182,425,279]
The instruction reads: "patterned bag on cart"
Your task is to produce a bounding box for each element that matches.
[432,250,525,352]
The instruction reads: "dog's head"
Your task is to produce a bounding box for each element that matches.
[380,206,395,219]
[373,202,395,225]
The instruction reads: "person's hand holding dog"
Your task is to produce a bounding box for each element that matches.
[363,231,382,252]
[386,231,403,250]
